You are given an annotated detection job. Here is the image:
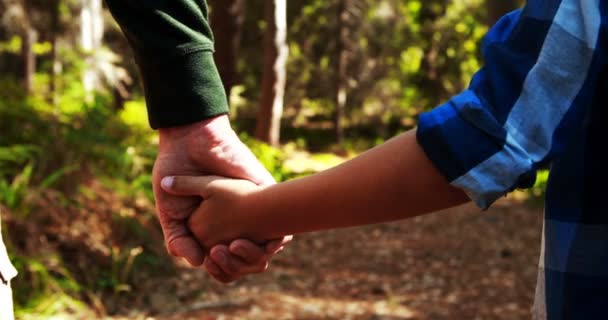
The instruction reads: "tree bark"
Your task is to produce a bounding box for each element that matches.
[49,0,61,106]
[255,0,288,146]
[81,0,104,97]
[21,0,37,94]
[210,0,246,99]
[486,0,519,26]
[21,28,37,94]
[333,0,348,147]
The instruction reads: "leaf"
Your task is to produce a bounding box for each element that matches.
[39,165,78,189]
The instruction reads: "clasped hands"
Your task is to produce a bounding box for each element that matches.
[161,175,266,262]
[153,115,290,283]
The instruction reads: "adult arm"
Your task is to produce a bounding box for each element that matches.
[104,0,226,128]
[104,0,291,282]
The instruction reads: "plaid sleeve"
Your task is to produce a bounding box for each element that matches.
[417,1,605,209]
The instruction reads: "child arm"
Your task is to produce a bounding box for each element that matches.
[162,130,469,246]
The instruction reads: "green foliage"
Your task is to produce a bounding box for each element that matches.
[119,100,152,132]
[0,74,155,187]
[39,165,78,189]
[0,163,34,212]
[241,133,291,182]
[102,245,143,293]
[0,74,158,315]
[0,145,39,177]
[0,0,521,316]
[228,0,490,141]
[0,36,22,54]
[11,254,85,318]
[527,170,549,205]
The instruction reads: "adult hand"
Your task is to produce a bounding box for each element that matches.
[152,114,292,282]
[160,175,289,283]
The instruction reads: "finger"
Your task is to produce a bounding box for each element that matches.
[159,214,206,266]
[265,235,293,254]
[160,175,223,197]
[168,236,206,267]
[204,256,237,283]
[211,245,269,276]
[228,239,268,265]
[155,193,200,220]
[209,245,249,276]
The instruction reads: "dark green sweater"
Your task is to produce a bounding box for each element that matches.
[105,0,228,129]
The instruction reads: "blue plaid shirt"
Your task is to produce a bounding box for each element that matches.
[416,1,607,319]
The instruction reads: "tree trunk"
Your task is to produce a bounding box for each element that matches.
[255,0,288,146]
[486,0,519,26]
[81,0,104,98]
[210,0,246,99]
[21,0,37,94]
[333,0,348,147]
[49,0,61,106]
[21,28,37,94]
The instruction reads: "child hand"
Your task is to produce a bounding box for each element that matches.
[160,175,266,249]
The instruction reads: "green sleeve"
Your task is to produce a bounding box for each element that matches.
[105,0,228,129]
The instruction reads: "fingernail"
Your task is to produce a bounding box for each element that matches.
[161,176,174,189]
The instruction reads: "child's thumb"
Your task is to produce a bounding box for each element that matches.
[161,176,217,197]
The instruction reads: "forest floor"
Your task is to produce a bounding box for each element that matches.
[108,196,543,320]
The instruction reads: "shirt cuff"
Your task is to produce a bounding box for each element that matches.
[416,92,536,209]
[138,50,229,129]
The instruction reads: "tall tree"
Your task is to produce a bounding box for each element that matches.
[255,0,288,146]
[80,0,103,97]
[486,0,519,26]
[49,0,61,106]
[210,0,246,99]
[333,0,349,147]
[20,0,37,94]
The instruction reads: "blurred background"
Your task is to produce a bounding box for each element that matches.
[0,0,549,319]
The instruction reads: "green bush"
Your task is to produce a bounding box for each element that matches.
[0,77,162,316]
[240,133,291,182]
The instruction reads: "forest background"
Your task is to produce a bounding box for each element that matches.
[0,1,546,319]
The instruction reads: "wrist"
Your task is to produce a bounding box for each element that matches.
[158,114,234,152]
[240,186,278,240]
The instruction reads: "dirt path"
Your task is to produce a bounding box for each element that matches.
[119,199,543,320]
